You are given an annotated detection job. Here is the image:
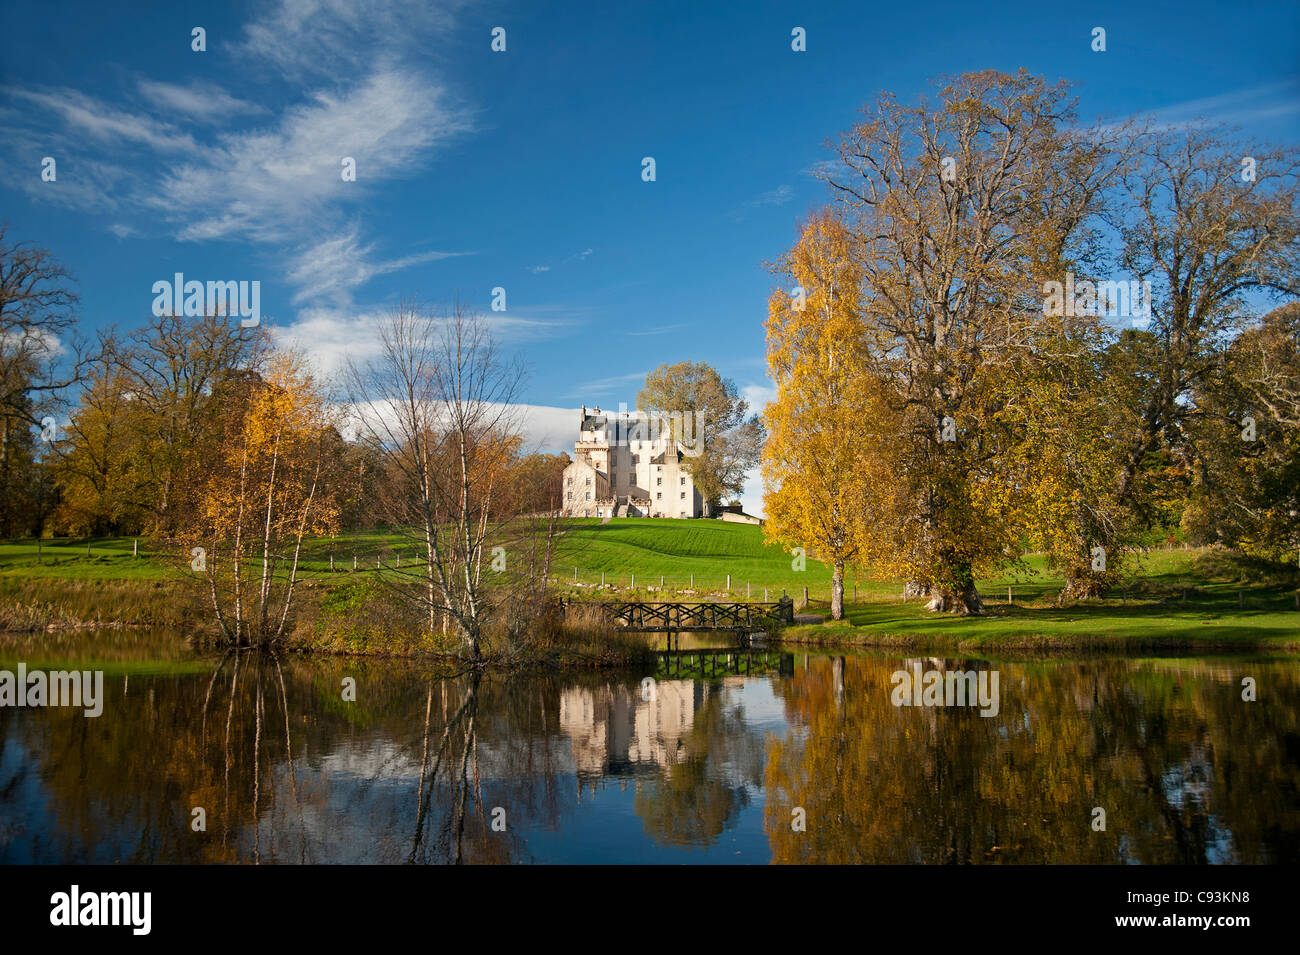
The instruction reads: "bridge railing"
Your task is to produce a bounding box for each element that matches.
[569,598,795,631]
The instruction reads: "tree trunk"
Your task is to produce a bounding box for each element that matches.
[924,583,983,614]
[830,559,845,621]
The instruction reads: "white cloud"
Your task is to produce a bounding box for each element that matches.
[8,87,197,153]
[287,231,471,305]
[233,0,465,79]
[137,80,266,122]
[272,307,392,376]
[152,67,470,244]
[276,304,572,377]
[529,265,551,274]
[741,381,777,415]
[737,469,766,519]
[516,405,582,453]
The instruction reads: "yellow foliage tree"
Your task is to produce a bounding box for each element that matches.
[762,212,890,620]
[184,353,340,647]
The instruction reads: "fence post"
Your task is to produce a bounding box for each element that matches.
[726,574,731,591]
[133,538,138,558]
[353,555,357,571]
[764,587,768,602]
[330,554,334,571]
[1008,586,1012,605]
[631,573,635,589]
[690,574,694,588]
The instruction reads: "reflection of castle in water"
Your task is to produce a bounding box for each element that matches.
[559,679,739,783]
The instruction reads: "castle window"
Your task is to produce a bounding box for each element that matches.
[585,492,591,501]
[657,492,662,500]
[680,492,685,500]
[680,477,685,485]
[656,477,662,486]
[586,476,591,486]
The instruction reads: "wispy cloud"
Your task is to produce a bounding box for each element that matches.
[233,0,467,80]
[726,184,794,221]
[626,323,685,337]
[136,79,266,122]
[153,67,470,244]
[529,265,551,274]
[8,87,198,153]
[288,230,472,305]
[560,369,648,399]
[1105,79,1300,132]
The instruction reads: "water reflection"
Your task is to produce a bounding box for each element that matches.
[0,636,1296,863]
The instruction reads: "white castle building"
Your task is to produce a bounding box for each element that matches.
[561,405,704,519]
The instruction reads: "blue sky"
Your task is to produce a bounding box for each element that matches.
[2,0,1298,511]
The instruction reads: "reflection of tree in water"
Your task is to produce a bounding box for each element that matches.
[764,656,1300,863]
[634,681,767,848]
[2,652,581,863]
[407,668,506,864]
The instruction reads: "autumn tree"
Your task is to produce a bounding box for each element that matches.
[816,70,1117,611]
[184,354,342,648]
[637,361,763,514]
[1111,125,1300,518]
[1182,301,1300,562]
[763,211,888,620]
[50,340,151,535]
[117,311,271,538]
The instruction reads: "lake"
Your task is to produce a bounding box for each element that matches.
[1,631,1297,863]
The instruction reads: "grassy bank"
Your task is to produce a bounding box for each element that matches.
[1,523,1296,653]
[0,567,655,668]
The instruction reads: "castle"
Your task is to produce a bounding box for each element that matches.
[561,405,704,519]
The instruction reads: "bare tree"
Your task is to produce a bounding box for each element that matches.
[0,225,87,534]
[344,301,525,660]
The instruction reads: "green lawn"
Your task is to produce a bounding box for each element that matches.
[2,520,1296,646]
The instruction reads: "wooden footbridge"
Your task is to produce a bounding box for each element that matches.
[569,597,795,633]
